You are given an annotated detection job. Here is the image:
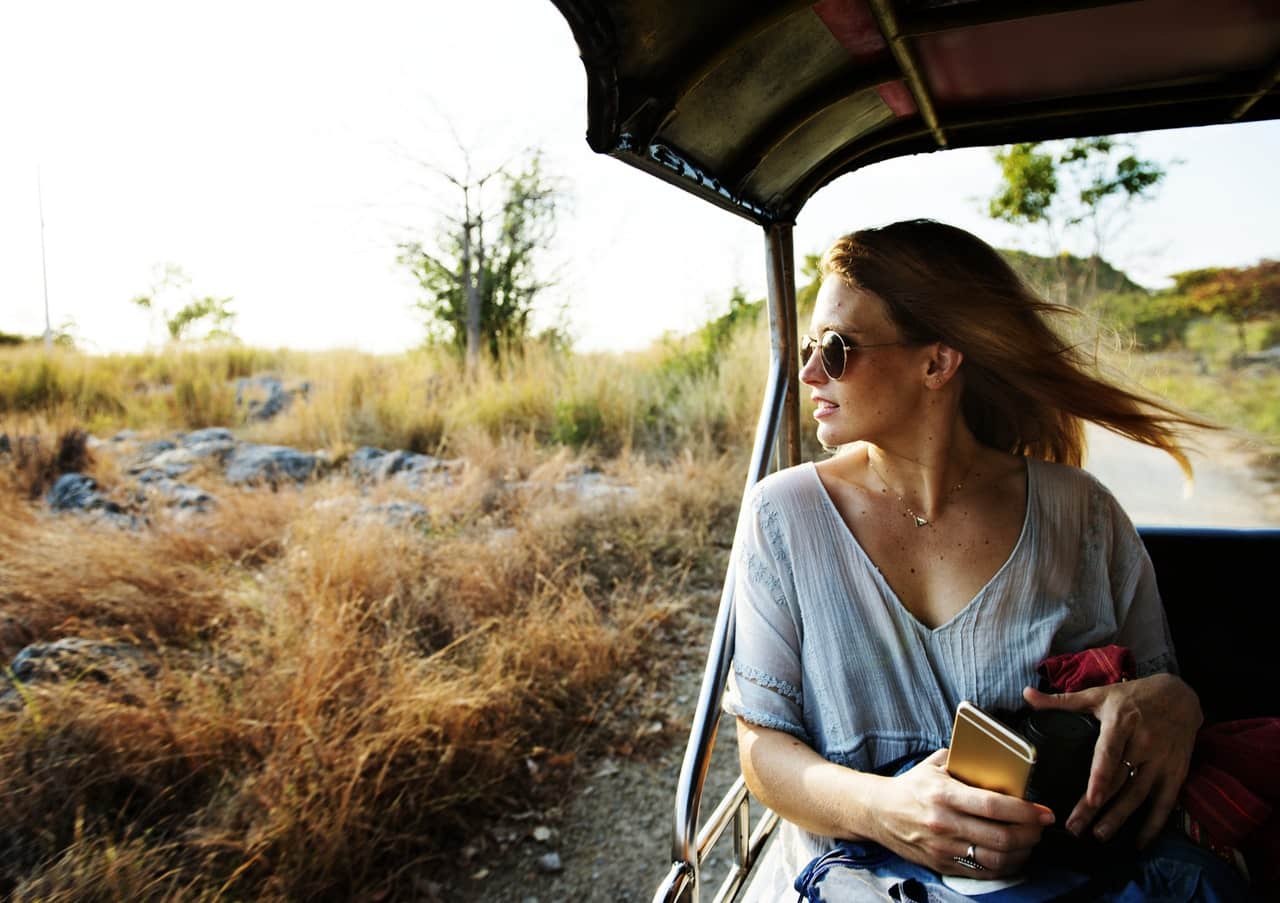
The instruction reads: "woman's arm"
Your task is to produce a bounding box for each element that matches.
[737,719,1054,877]
[1023,671,1202,847]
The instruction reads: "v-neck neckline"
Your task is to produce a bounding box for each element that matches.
[806,457,1035,634]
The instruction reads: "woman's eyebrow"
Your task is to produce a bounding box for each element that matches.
[817,323,865,335]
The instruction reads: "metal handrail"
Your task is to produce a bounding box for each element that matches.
[653,222,799,903]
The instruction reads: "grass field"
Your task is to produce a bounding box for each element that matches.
[0,309,1274,899]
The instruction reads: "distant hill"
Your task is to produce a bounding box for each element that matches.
[999,249,1149,307]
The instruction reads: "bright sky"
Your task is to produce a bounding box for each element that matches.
[2,1,1277,354]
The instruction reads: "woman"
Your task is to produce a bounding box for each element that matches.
[725,220,1239,899]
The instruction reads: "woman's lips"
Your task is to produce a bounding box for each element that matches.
[813,399,838,419]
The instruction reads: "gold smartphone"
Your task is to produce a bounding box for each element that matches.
[946,700,1037,799]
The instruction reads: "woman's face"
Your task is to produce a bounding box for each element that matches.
[801,277,929,448]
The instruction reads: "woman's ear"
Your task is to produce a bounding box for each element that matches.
[923,342,963,388]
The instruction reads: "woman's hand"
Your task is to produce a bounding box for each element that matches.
[1023,673,1202,847]
[867,749,1054,877]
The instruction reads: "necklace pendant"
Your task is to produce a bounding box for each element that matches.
[913,515,929,528]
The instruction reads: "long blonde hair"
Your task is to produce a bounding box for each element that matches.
[821,219,1210,476]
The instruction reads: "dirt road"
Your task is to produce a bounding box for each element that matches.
[448,430,1278,903]
[1082,424,1279,526]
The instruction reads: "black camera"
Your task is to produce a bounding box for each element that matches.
[1012,708,1146,863]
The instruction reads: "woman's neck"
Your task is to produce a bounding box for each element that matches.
[860,421,983,520]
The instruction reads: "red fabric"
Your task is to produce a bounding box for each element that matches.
[1036,646,1280,892]
[1181,762,1271,847]
[1037,644,1134,691]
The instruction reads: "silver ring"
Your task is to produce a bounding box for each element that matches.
[952,843,985,871]
[1123,759,1138,780]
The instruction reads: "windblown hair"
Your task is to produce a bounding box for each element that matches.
[820,219,1211,475]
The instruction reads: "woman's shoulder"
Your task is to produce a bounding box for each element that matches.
[1029,457,1134,531]
[1034,458,1126,499]
[747,461,824,510]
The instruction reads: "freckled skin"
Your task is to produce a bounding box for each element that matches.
[804,276,1028,627]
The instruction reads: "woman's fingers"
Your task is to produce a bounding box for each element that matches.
[944,842,1032,877]
[1083,702,1136,807]
[1089,765,1154,841]
[1022,684,1102,712]
[896,749,1048,877]
[1025,683,1143,835]
[945,783,1054,829]
[1135,774,1184,848]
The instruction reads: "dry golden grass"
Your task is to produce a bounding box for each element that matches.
[0,410,743,898]
[0,317,771,460]
[0,322,761,897]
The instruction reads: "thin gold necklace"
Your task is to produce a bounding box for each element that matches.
[867,455,973,528]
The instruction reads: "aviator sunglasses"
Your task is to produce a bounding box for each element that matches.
[800,328,910,380]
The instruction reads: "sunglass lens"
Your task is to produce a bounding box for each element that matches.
[820,331,846,379]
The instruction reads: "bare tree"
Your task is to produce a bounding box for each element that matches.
[395,122,560,368]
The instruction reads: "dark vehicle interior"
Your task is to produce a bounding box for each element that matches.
[544,1,1280,900]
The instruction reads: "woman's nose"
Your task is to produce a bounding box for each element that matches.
[799,346,826,385]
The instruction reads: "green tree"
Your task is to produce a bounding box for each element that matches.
[1169,260,1280,352]
[987,137,1167,301]
[131,264,237,344]
[397,151,561,364]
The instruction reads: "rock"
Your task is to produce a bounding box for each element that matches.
[47,473,107,511]
[186,439,237,461]
[348,446,389,479]
[225,443,318,486]
[234,376,308,422]
[182,428,234,446]
[533,826,553,843]
[45,474,141,528]
[235,376,287,422]
[134,454,198,480]
[6,638,156,690]
[110,429,139,443]
[358,500,429,527]
[349,447,456,486]
[554,472,637,504]
[140,439,176,457]
[536,852,563,874]
[148,479,215,511]
[135,436,233,476]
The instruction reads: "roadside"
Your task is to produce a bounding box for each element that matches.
[1083,424,1280,526]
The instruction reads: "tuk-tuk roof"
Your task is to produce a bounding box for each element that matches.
[549,0,1280,225]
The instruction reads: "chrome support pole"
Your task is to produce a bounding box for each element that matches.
[769,223,802,469]
[655,223,797,903]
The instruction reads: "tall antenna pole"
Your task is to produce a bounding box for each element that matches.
[38,167,52,351]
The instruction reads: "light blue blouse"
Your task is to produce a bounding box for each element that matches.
[723,457,1176,896]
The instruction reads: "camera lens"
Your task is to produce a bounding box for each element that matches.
[1020,710,1099,821]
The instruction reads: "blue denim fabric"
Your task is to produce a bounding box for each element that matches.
[795,832,1252,902]
[793,756,1254,902]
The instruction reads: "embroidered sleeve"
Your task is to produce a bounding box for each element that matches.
[722,486,809,740]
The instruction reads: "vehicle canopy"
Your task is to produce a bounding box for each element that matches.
[550,0,1278,225]
[545,3,1280,902]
